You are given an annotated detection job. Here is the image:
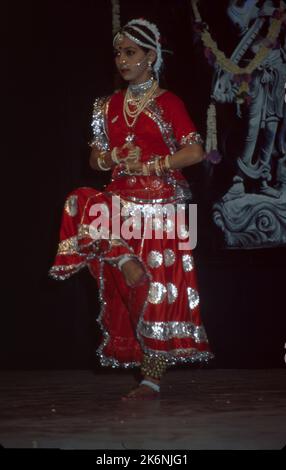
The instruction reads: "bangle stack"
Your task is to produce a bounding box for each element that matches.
[97,151,111,171]
[119,154,172,177]
[153,154,172,176]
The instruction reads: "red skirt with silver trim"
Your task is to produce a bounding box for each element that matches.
[49,185,214,368]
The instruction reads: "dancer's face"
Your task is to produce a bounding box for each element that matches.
[114,34,156,85]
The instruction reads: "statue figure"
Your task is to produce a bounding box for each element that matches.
[212,0,286,199]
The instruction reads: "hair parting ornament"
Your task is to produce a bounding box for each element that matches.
[113,18,163,81]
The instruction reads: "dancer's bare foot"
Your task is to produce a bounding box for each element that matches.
[121,377,160,401]
[121,259,146,287]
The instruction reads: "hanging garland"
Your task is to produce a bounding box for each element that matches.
[189,0,286,165]
[111,0,121,89]
[111,0,121,36]
[191,0,286,104]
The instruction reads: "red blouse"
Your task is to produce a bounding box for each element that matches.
[91,89,203,203]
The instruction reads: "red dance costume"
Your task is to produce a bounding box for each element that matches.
[49,89,214,368]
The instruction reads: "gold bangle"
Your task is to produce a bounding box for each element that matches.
[164,154,171,170]
[98,152,111,171]
[111,147,120,164]
[146,161,152,176]
[142,163,148,176]
[160,158,166,174]
[154,158,161,176]
[149,161,156,175]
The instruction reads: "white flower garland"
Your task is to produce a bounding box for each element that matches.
[111,0,121,36]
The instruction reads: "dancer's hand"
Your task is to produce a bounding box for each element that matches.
[125,143,142,162]
[117,143,141,163]
[121,160,143,175]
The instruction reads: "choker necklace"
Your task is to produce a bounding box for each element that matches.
[128,77,155,97]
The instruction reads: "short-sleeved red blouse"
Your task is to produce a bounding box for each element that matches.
[91,89,203,203]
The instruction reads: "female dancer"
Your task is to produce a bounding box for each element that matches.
[49,18,214,400]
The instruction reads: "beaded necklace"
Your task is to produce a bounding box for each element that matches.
[123,77,159,130]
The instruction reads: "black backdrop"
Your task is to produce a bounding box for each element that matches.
[3,0,286,370]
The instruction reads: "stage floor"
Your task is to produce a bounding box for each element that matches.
[0,369,285,449]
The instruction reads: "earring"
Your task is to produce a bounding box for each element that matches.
[148,61,152,69]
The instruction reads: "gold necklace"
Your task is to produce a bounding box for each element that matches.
[123,80,159,128]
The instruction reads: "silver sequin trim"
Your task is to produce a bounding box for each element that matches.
[121,201,173,217]
[142,349,214,365]
[58,236,78,255]
[64,195,78,217]
[115,194,188,204]
[164,249,176,267]
[187,287,200,309]
[182,254,194,272]
[147,250,163,269]
[139,321,209,343]
[167,283,178,304]
[180,131,204,147]
[78,224,92,239]
[48,262,87,280]
[148,282,167,304]
[144,100,178,155]
[90,96,110,151]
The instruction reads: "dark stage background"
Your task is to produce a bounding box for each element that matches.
[3,0,286,370]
